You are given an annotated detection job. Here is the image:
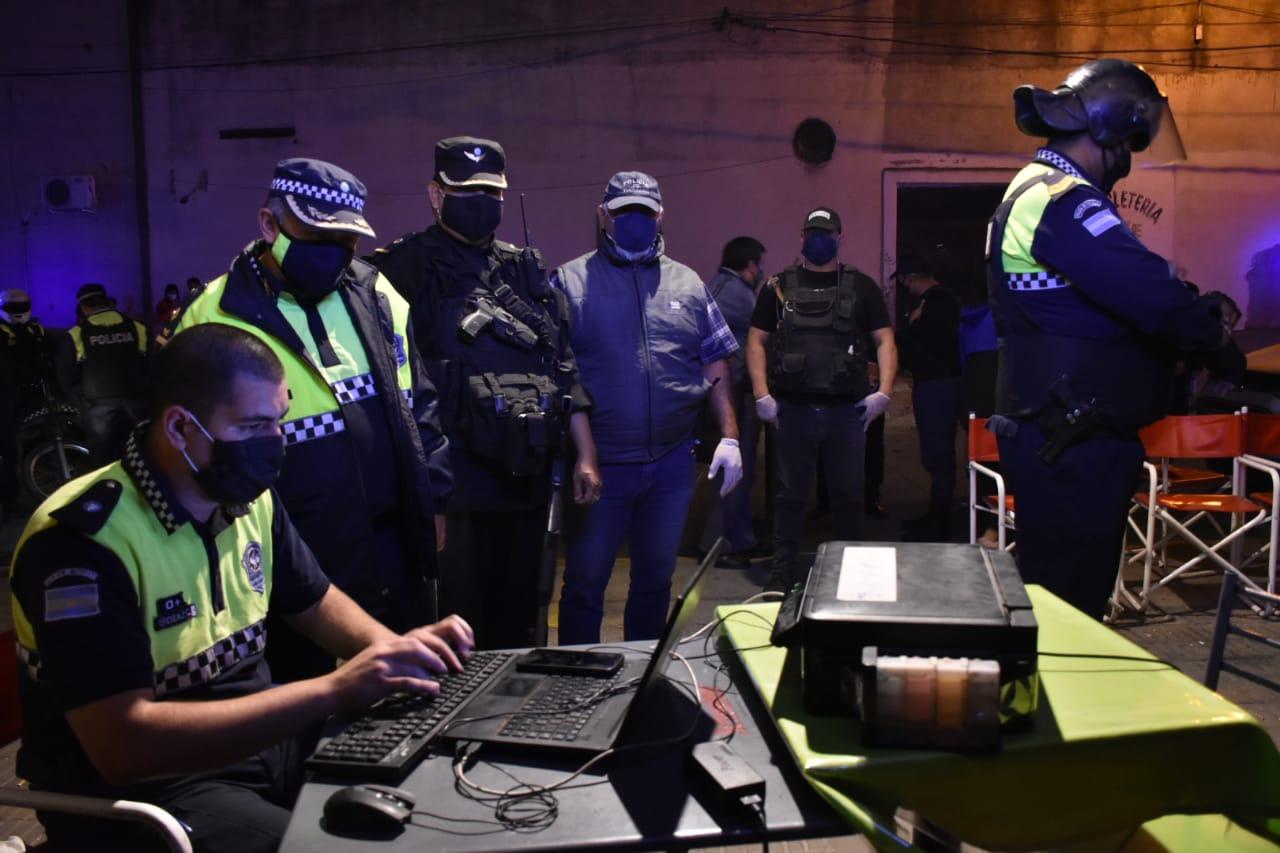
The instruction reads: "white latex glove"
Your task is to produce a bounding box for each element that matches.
[708,438,743,497]
[858,391,891,432]
[755,394,779,425]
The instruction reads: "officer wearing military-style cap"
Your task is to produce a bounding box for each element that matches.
[371,138,598,649]
[167,156,454,680]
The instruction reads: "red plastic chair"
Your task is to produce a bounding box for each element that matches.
[967,414,1014,551]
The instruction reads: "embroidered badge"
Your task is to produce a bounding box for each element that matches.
[45,584,99,622]
[44,568,99,586]
[394,333,408,367]
[1082,210,1123,237]
[669,300,683,311]
[154,592,198,631]
[242,542,265,594]
[1073,198,1104,220]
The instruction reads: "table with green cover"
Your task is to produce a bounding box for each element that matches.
[717,585,1280,851]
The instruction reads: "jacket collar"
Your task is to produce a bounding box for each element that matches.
[1034,148,1089,183]
[123,423,251,534]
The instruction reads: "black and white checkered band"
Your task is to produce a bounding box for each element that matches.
[401,388,413,408]
[154,620,267,697]
[270,178,364,212]
[1007,271,1072,291]
[1034,148,1083,179]
[282,411,346,446]
[17,642,40,682]
[124,426,183,533]
[331,372,378,405]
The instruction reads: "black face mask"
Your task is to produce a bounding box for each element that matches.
[271,226,354,302]
[182,412,285,506]
[1099,145,1132,193]
[441,193,503,243]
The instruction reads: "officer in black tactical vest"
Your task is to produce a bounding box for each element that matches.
[747,208,897,592]
[57,283,148,464]
[371,137,599,649]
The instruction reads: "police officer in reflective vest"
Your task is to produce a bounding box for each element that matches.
[11,324,473,853]
[168,158,454,681]
[371,137,599,649]
[57,283,148,465]
[747,207,897,592]
[989,59,1231,619]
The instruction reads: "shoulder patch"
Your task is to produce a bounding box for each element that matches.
[1045,176,1079,199]
[49,479,125,536]
[374,232,418,255]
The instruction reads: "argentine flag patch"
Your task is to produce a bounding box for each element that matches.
[1082,210,1123,237]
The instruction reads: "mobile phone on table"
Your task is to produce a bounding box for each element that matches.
[516,648,625,677]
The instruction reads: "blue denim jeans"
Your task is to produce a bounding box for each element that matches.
[559,441,697,644]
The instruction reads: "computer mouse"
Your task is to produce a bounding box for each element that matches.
[322,783,416,836]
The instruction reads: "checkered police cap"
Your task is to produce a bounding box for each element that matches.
[267,158,376,239]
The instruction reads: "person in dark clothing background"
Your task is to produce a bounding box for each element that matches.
[698,235,767,568]
[370,136,599,649]
[896,256,962,541]
[57,284,148,465]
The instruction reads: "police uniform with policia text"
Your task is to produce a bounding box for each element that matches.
[371,137,590,649]
[988,59,1229,619]
[10,426,331,851]
[168,158,452,679]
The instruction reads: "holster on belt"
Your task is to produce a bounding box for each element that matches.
[1036,376,1101,464]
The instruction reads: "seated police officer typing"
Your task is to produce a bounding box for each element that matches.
[10,325,473,853]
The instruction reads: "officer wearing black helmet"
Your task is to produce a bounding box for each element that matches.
[371,137,598,649]
[988,59,1231,619]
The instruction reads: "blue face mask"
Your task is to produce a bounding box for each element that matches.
[271,226,353,301]
[801,232,838,266]
[610,212,659,254]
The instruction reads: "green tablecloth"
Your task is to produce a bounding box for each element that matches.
[717,585,1280,851]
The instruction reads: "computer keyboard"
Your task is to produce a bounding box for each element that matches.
[497,670,625,742]
[306,650,514,782]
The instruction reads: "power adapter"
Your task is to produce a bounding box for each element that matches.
[688,741,766,822]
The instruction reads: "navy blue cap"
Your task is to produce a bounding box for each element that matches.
[802,207,841,233]
[76,283,108,304]
[602,171,662,213]
[268,158,376,239]
[435,137,508,189]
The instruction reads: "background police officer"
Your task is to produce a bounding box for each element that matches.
[0,288,53,505]
[747,208,897,592]
[371,137,599,649]
[11,324,472,853]
[56,283,148,465]
[169,158,454,681]
[989,59,1230,619]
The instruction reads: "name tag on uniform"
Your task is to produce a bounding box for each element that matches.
[154,592,198,631]
[668,300,683,311]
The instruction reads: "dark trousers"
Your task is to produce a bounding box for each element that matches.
[699,386,761,554]
[560,442,697,644]
[774,400,865,582]
[998,419,1144,619]
[40,737,309,853]
[912,377,961,515]
[81,396,143,466]
[864,412,885,504]
[438,506,545,650]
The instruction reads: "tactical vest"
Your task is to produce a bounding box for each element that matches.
[433,243,565,477]
[175,274,415,452]
[69,311,146,401]
[766,266,869,398]
[987,162,1173,429]
[11,461,275,700]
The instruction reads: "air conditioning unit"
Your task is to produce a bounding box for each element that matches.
[42,175,97,212]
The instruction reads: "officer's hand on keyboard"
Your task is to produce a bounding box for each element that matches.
[328,636,451,711]
[403,615,475,669]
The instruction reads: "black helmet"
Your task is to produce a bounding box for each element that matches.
[1013,59,1181,156]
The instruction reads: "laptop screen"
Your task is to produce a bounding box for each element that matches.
[626,538,723,713]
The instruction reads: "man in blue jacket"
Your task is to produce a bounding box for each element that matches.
[553,172,742,644]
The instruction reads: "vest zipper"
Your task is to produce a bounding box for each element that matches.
[631,264,655,462]
[197,526,225,613]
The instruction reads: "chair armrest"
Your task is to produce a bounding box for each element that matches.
[1238,454,1280,507]
[0,787,191,853]
[970,461,1004,486]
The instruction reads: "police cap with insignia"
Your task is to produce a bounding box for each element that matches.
[268,158,376,239]
[434,137,508,190]
[602,171,662,213]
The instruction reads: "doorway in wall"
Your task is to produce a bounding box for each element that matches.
[894,183,1006,323]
